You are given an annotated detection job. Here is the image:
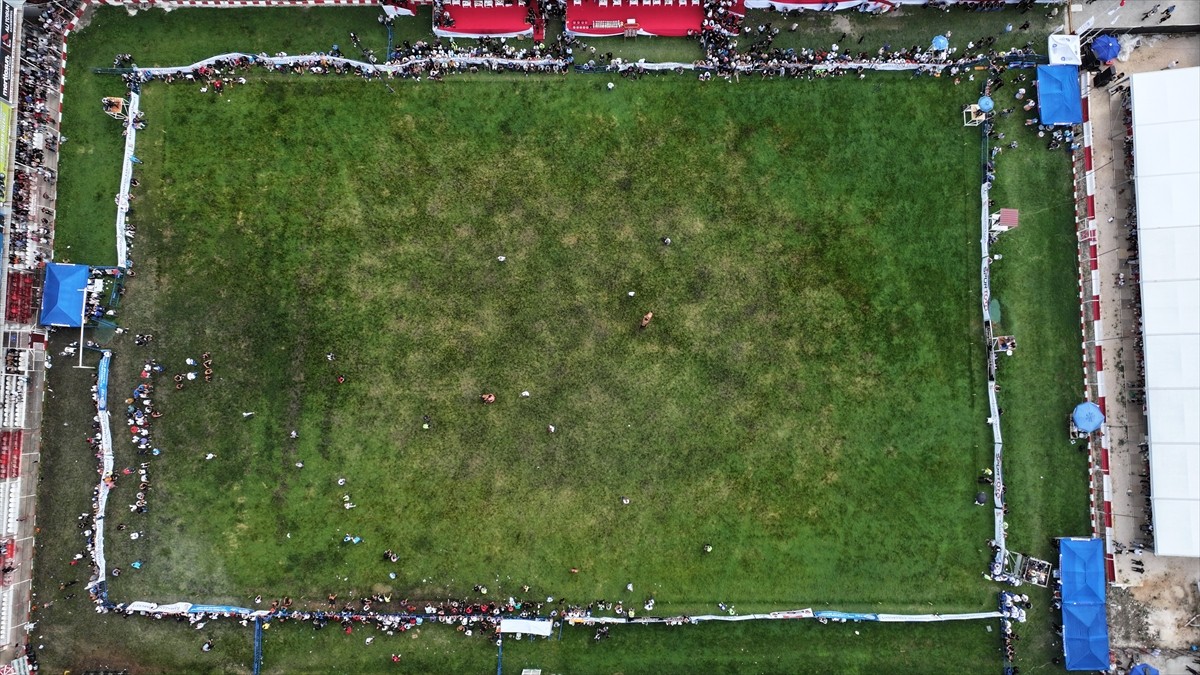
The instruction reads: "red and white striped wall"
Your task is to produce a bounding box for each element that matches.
[98,0,394,6]
[1072,88,1116,582]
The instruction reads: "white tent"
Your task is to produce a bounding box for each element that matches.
[1048,34,1082,65]
[1130,66,1200,558]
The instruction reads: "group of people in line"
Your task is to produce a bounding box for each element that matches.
[998,591,1031,670]
[698,8,1039,81]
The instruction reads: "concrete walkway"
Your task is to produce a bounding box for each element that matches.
[0,7,67,663]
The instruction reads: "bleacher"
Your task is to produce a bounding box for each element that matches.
[0,584,12,652]
[3,350,31,376]
[0,377,28,430]
[0,478,18,538]
[4,273,36,324]
[0,433,21,481]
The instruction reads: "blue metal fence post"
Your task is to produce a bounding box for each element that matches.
[253,618,264,675]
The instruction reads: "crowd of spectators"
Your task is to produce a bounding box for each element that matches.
[130,37,571,88]
[998,591,1030,668]
[384,34,568,75]
[701,0,741,36]
[697,15,1037,79]
[8,7,73,275]
[99,587,745,642]
[112,6,1058,86]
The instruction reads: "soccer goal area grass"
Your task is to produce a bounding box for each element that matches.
[92,74,1001,614]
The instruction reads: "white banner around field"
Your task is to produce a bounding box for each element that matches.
[876,612,1004,623]
[133,51,964,84]
[114,92,139,269]
[134,52,568,79]
[434,28,534,39]
[500,618,553,635]
[980,180,1008,571]
[383,5,416,17]
[87,353,116,593]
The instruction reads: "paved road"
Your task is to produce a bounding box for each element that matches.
[1069,0,1200,33]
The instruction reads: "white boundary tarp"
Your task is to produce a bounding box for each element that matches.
[499,618,553,636]
[135,52,567,77]
[433,27,533,39]
[114,92,139,269]
[876,612,1003,622]
[1130,66,1200,558]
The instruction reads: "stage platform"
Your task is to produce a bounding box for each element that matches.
[434,0,543,40]
[565,0,714,38]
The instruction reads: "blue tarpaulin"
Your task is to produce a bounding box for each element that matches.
[813,611,878,621]
[1059,538,1109,671]
[1037,65,1083,126]
[188,605,252,614]
[39,262,90,327]
[1130,664,1160,675]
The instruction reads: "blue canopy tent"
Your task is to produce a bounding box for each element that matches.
[1059,538,1110,671]
[1072,401,1105,433]
[1063,603,1109,666]
[39,262,90,327]
[1130,665,1160,675]
[1037,65,1083,126]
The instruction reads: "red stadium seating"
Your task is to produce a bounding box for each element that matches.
[5,273,36,323]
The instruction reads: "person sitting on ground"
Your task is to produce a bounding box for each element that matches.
[640,312,653,329]
[481,393,496,404]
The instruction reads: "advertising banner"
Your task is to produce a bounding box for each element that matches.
[0,102,9,202]
[0,2,14,105]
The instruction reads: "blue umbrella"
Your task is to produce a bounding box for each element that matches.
[1091,35,1120,63]
[978,96,995,112]
[1130,665,1160,675]
[931,35,949,51]
[1072,402,1105,433]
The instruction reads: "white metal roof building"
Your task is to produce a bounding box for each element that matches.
[1129,66,1200,558]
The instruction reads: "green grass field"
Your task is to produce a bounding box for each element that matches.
[30,7,1087,674]
[101,74,996,610]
